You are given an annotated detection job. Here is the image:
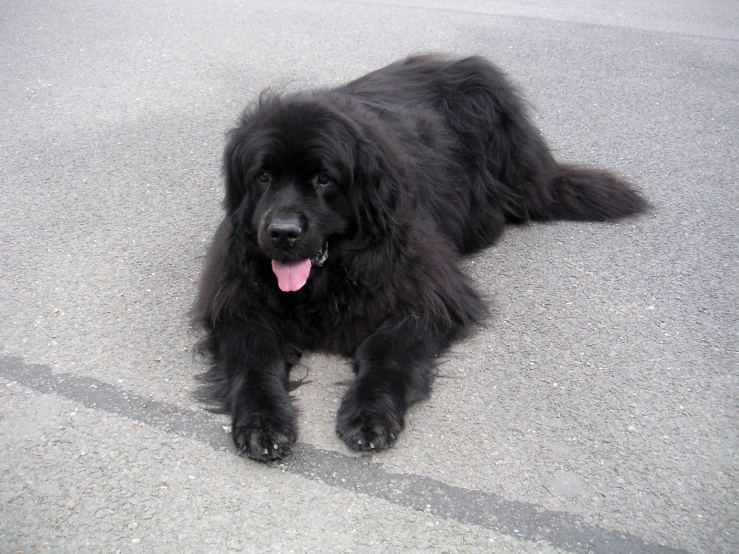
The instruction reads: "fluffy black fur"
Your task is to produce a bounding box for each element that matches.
[192,55,650,461]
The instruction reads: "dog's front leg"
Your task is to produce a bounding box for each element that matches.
[210,319,296,461]
[336,316,457,452]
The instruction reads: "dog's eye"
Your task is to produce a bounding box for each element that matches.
[257,172,270,185]
[316,173,331,186]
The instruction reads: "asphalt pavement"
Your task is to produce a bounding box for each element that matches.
[1,1,737,553]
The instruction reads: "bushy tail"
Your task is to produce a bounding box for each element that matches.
[548,164,651,221]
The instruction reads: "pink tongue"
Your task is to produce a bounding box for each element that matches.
[271,259,312,292]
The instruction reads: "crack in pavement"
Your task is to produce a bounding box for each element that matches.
[1,354,688,554]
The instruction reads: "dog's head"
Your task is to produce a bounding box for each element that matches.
[222,92,402,292]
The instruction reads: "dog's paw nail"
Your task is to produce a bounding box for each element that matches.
[263,448,269,455]
[390,433,396,440]
[369,441,375,449]
[357,439,363,445]
[273,444,279,450]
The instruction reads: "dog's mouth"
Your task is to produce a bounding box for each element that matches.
[271,242,328,292]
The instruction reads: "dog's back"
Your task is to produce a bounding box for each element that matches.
[343,55,650,254]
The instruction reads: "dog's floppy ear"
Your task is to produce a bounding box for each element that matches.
[222,125,252,214]
[350,132,404,240]
[222,93,276,215]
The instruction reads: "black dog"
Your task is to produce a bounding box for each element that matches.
[192,55,649,461]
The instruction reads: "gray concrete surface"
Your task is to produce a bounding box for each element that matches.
[1,0,737,552]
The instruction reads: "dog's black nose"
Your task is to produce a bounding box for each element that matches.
[268,218,302,246]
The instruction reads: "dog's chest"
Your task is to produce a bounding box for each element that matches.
[276,277,385,357]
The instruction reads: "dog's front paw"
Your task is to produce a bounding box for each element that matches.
[336,393,404,452]
[232,413,297,462]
